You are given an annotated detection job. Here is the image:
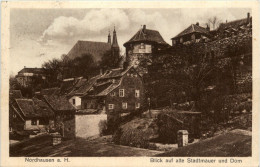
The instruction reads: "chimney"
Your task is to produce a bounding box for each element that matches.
[100,68,103,75]
[143,25,146,32]
[196,22,199,26]
[247,12,250,23]
[206,24,210,31]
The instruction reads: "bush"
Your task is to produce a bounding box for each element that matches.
[98,120,108,136]
[113,118,158,148]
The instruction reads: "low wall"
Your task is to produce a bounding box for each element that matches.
[75,114,107,138]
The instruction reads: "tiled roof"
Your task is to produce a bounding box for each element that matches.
[60,78,77,95]
[44,95,75,111]
[98,66,133,80]
[66,75,102,97]
[124,28,169,47]
[18,68,45,74]
[15,98,54,118]
[96,79,122,96]
[218,17,252,31]
[41,87,60,96]
[67,40,111,61]
[172,24,209,39]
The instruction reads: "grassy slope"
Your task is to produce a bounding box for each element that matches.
[157,129,251,157]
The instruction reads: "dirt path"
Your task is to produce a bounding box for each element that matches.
[11,137,162,157]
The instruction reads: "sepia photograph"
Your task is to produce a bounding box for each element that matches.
[1,2,258,166]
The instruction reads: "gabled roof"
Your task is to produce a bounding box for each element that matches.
[124,28,169,47]
[67,75,102,97]
[15,98,54,118]
[67,40,111,61]
[44,95,75,111]
[172,24,209,39]
[18,68,45,74]
[84,66,139,97]
[87,78,122,97]
[98,66,134,80]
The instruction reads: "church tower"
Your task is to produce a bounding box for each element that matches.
[111,26,120,67]
[112,26,119,49]
[108,30,111,45]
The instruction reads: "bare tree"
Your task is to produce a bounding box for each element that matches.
[208,16,222,30]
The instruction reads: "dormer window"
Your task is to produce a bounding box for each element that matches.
[110,92,116,97]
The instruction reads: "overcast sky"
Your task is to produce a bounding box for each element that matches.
[10,8,250,75]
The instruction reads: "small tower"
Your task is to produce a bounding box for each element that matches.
[108,30,111,45]
[112,26,119,48]
[111,26,120,67]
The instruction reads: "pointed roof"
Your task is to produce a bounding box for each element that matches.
[124,27,169,47]
[112,27,119,48]
[108,31,111,45]
[171,24,209,39]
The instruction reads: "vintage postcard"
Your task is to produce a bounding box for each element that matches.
[1,1,259,167]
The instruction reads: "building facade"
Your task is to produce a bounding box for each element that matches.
[123,25,169,75]
[10,95,55,132]
[81,66,145,129]
[16,67,47,87]
[171,22,210,46]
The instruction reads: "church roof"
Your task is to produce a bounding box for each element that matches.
[172,24,209,39]
[124,27,169,47]
[67,40,111,61]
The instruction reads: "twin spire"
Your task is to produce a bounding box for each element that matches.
[108,26,119,48]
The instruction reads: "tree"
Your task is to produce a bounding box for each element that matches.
[207,16,222,30]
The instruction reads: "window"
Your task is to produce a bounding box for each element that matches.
[140,43,145,49]
[108,104,114,110]
[191,34,196,40]
[119,89,125,97]
[135,103,140,109]
[110,92,116,97]
[135,90,140,97]
[180,38,183,43]
[72,99,76,105]
[31,119,37,125]
[122,102,127,109]
[172,40,176,45]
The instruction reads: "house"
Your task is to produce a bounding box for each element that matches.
[16,67,47,87]
[65,75,102,110]
[124,25,169,71]
[10,96,55,132]
[9,90,24,132]
[171,22,210,46]
[81,66,145,129]
[216,13,252,39]
[43,94,76,139]
[67,27,120,62]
